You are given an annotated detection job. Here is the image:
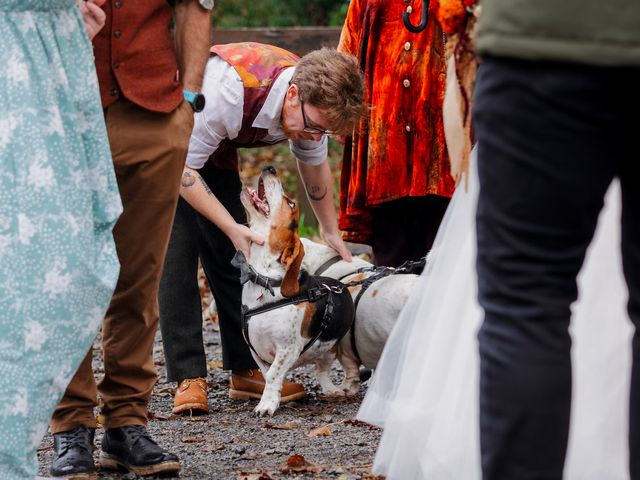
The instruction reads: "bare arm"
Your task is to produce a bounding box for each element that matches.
[173,0,211,91]
[180,167,263,257]
[297,160,352,261]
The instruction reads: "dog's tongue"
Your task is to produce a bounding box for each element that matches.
[246,187,270,216]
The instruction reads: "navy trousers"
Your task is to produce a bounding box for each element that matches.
[474,57,640,480]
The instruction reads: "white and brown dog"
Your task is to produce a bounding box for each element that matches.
[237,167,421,415]
[237,167,356,416]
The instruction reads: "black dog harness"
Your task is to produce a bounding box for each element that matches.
[232,252,355,365]
[316,255,427,363]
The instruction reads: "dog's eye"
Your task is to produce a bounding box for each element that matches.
[287,200,296,209]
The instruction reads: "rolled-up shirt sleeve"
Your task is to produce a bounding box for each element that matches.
[289,137,328,166]
[185,57,243,170]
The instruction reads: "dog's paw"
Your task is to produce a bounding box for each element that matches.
[339,381,360,396]
[254,398,279,416]
[321,386,345,397]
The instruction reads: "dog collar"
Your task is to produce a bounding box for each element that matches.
[231,251,282,296]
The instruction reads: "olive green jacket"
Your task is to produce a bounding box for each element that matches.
[476,0,640,66]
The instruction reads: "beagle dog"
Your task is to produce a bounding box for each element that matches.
[238,167,356,416]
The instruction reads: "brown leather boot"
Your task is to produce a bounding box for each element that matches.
[172,377,208,415]
[229,369,306,403]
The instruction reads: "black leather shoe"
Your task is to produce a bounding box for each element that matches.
[50,426,96,479]
[98,425,181,477]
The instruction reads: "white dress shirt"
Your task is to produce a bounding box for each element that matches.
[185,56,328,170]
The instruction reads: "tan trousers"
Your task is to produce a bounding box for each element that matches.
[50,99,193,433]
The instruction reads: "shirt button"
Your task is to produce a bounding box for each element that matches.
[405,125,411,132]
[404,42,411,51]
[110,88,118,96]
[403,79,411,88]
[114,0,122,8]
[114,31,121,39]
[406,5,413,13]
[113,61,120,69]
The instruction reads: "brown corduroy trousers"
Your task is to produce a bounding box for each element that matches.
[50,99,193,433]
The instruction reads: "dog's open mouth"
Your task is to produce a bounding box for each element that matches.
[246,177,270,217]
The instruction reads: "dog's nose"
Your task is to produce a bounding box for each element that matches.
[263,166,277,175]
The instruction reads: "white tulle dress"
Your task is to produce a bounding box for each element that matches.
[358,154,633,480]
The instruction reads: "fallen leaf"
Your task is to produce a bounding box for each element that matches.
[201,444,225,452]
[147,411,172,421]
[307,425,332,437]
[235,472,273,480]
[280,454,324,474]
[263,420,300,430]
[181,437,205,444]
[207,360,223,370]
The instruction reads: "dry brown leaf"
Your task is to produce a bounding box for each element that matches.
[235,472,273,480]
[307,425,332,438]
[147,411,172,421]
[207,360,223,370]
[263,420,301,430]
[279,455,324,474]
[181,436,205,444]
[201,444,225,452]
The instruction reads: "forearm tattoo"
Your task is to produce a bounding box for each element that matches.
[306,183,327,201]
[199,177,214,196]
[181,171,196,188]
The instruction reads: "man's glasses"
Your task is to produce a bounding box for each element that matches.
[300,98,335,136]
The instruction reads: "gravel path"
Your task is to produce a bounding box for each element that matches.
[37,308,383,479]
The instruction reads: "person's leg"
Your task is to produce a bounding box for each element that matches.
[619,73,640,480]
[371,195,450,267]
[196,163,257,371]
[474,57,618,480]
[159,197,207,383]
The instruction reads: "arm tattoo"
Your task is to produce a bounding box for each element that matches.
[306,183,327,202]
[199,177,214,196]
[181,171,196,188]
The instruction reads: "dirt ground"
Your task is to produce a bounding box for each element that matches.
[37,297,383,480]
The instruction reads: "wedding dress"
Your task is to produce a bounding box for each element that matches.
[358,153,632,479]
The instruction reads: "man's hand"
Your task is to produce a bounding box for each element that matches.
[322,230,352,262]
[228,224,264,260]
[78,0,106,40]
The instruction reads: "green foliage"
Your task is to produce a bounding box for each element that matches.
[298,213,321,240]
[212,0,349,28]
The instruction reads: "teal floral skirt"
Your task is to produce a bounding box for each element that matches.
[0,1,121,478]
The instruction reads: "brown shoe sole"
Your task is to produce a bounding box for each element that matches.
[98,454,181,477]
[172,402,209,415]
[228,389,306,403]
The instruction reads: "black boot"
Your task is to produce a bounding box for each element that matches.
[98,425,181,477]
[50,426,96,479]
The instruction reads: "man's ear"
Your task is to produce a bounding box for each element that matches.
[280,238,304,297]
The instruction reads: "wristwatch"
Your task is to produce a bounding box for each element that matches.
[183,89,206,113]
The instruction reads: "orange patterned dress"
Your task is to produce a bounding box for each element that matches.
[338,0,455,244]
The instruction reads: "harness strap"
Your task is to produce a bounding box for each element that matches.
[240,283,343,364]
[313,255,343,276]
[231,251,282,296]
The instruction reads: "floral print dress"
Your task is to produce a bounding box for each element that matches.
[0,1,121,478]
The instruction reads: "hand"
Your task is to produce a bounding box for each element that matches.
[322,230,352,262]
[228,224,264,260]
[78,0,106,40]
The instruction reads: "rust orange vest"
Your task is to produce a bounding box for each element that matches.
[93,0,183,113]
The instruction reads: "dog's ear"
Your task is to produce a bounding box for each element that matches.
[280,238,305,297]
